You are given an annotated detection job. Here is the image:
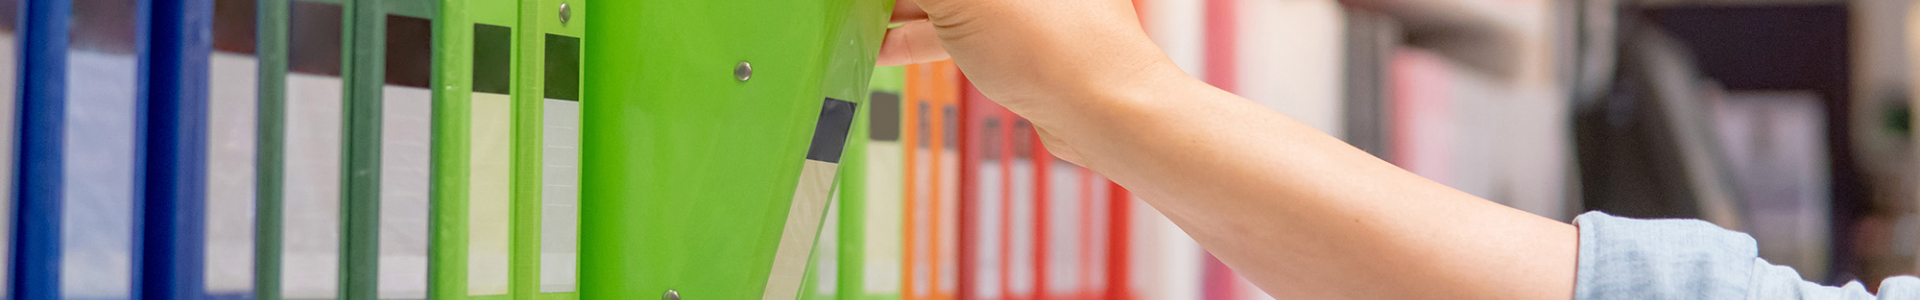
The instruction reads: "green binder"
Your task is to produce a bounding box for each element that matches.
[803,66,912,300]
[832,66,907,300]
[260,0,438,298]
[803,64,907,300]
[366,1,437,299]
[258,1,348,298]
[522,0,584,299]
[578,0,890,297]
[427,0,516,299]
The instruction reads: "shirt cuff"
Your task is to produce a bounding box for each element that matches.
[1573,211,1759,300]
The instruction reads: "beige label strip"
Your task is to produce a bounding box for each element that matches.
[762,160,840,300]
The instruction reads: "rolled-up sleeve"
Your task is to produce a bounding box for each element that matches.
[1573,211,1920,300]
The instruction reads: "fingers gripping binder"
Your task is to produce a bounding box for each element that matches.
[578,0,890,298]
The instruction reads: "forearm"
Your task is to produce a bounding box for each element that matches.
[1015,65,1579,300]
[901,0,1580,296]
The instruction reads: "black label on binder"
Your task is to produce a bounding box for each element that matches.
[289,2,343,76]
[472,24,511,94]
[385,15,433,88]
[869,91,901,142]
[807,98,857,163]
[942,105,958,150]
[545,34,581,101]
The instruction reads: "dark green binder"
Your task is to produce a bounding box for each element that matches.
[258,0,437,298]
[365,1,437,299]
[258,1,348,298]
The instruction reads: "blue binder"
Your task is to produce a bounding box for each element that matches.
[12,1,153,300]
[145,0,218,299]
[0,0,18,297]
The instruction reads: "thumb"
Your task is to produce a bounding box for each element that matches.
[876,21,950,66]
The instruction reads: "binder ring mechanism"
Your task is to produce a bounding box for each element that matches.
[735,61,753,82]
[663,289,681,300]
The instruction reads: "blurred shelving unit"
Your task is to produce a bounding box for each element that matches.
[1340,0,1578,220]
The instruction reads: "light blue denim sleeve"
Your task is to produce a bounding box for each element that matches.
[1573,211,1920,300]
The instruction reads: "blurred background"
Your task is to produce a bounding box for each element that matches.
[1135,0,1920,290]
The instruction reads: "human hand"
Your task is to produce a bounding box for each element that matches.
[873,0,1183,114]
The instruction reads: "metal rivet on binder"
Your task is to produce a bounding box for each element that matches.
[734,61,753,82]
[663,290,680,300]
[558,3,572,24]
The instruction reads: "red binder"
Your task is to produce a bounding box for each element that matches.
[956,75,1049,300]
[1035,131,1117,300]
[959,78,1013,300]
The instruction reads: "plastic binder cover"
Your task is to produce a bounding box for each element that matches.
[425,0,514,298]
[846,66,905,300]
[529,0,584,297]
[802,41,876,300]
[208,0,258,297]
[14,0,147,298]
[578,0,887,298]
[800,191,842,300]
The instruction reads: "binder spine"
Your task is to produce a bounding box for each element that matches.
[340,0,380,297]
[145,0,214,298]
[845,66,905,300]
[12,0,74,297]
[1104,182,1131,299]
[252,0,289,298]
[427,0,470,298]
[511,0,538,296]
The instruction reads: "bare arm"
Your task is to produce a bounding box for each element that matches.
[879,0,1579,299]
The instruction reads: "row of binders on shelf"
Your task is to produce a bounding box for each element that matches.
[0,0,1206,299]
[0,0,1402,298]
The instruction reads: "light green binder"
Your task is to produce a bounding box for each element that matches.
[847,66,906,300]
[520,0,584,299]
[428,0,517,299]
[577,0,891,298]
[805,65,907,300]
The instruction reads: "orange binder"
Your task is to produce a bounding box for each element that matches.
[904,60,963,300]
